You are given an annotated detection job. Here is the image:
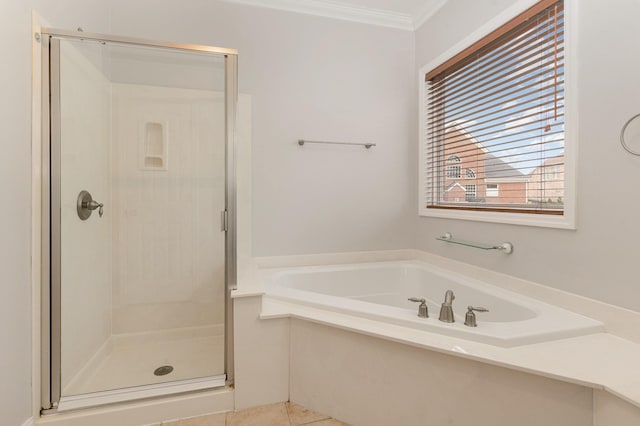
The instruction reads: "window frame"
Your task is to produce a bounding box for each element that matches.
[418,0,576,229]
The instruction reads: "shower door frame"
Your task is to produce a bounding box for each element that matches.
[40,29,238,412]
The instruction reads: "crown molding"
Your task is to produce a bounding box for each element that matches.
[221,0,415,30]
[413,0,448,29]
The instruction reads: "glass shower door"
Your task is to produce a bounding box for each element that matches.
[51,36,230,402]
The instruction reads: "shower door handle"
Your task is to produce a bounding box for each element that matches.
[77,190,104,220]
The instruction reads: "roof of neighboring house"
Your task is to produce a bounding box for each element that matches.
[445,122,528,182]
[485,154,526,179]
[445,182,465,192]
[445,122,489,154]
[529,155,564,173]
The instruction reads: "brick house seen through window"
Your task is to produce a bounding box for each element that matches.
[442,124,529,205]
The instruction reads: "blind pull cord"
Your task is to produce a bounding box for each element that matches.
[553,5,559,121]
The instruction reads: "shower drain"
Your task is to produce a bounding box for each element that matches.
[154,365,174,376]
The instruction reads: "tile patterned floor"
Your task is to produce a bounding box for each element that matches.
[158,402,351,426]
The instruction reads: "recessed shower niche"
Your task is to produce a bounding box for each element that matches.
[40,29,238,411]
[140,121,168,170]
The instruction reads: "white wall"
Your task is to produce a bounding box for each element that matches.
[106,0,417,256]
[414,0,640,313]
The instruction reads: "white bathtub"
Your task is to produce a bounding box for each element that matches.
[264,261,604,347]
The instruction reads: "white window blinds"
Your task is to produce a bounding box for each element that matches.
[424,0,564,215]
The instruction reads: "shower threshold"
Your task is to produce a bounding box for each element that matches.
[56,374,227,412]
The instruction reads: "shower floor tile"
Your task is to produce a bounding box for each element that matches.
[64,325,225,396]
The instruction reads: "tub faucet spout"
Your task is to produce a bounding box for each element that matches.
[439,290,455,323]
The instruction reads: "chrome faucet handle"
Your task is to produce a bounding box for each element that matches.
[464,306,489,327]
[408,297,429,318]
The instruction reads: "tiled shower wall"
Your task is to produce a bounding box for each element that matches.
[110,84,227,334]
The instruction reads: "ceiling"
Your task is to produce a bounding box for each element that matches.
[221,0,450,30]
[323,0,443,16]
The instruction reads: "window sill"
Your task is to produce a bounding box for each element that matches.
[419,206,576,230]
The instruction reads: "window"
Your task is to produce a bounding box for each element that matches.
[465,168,476,179]
[464,184,477,201]
[446,155,461,178]
[419,0,573,228]
[544,165,560,180]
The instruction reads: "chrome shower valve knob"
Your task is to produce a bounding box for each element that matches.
[89,200,104,217]
[77,190,104,220]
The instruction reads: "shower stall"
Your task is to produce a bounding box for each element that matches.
[40,29,237,412]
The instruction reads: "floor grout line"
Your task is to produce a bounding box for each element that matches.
[284,402,293,426]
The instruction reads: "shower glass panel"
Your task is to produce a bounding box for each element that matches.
[55,37,228,397]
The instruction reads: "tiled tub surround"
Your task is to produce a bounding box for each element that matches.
[290,320,593,426]
[232,249,640,424]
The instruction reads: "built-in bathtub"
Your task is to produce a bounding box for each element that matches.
[264,261,604,347]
